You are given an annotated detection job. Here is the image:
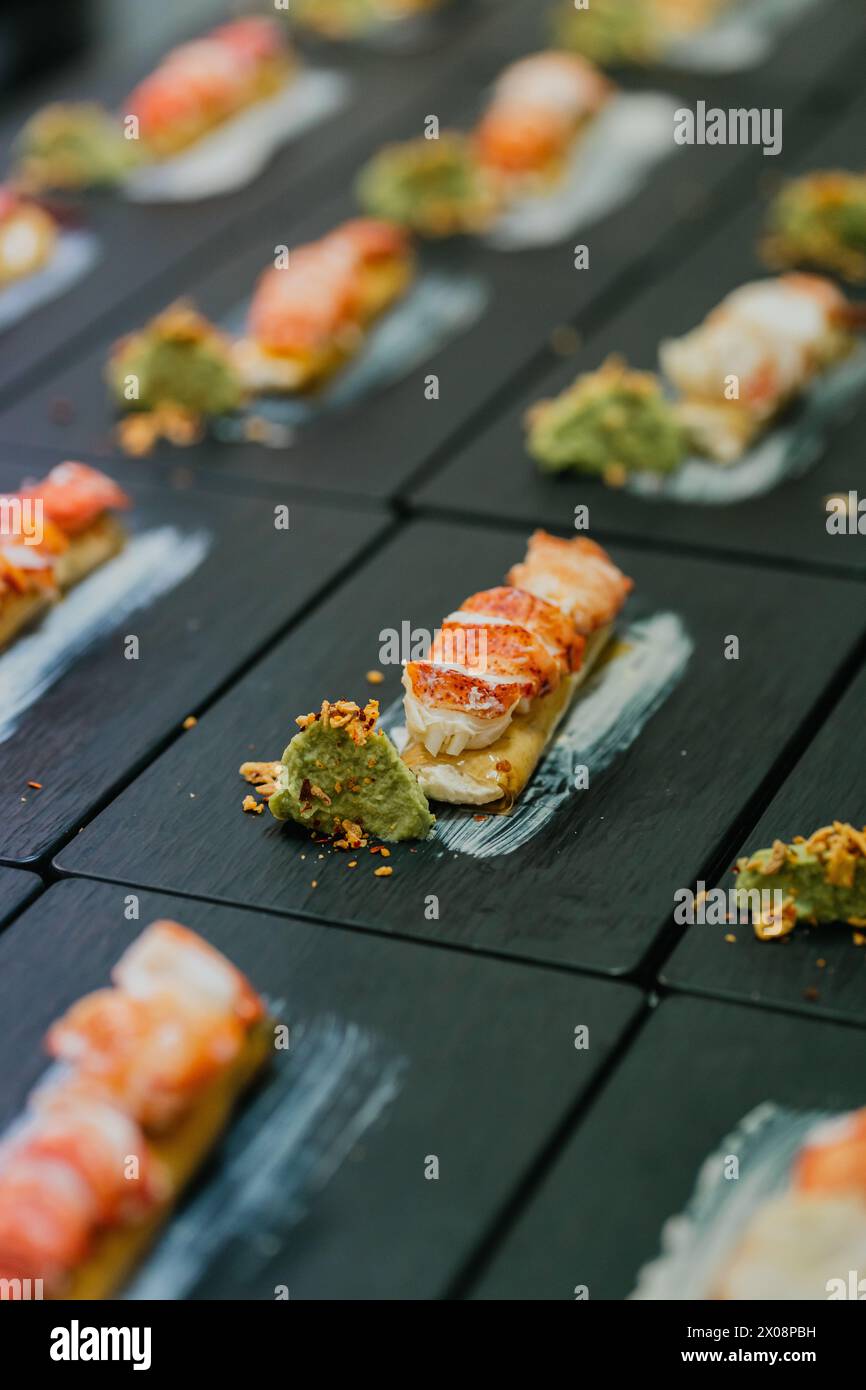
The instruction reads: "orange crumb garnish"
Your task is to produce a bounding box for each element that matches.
[374,866,393,878]
[239,760,281,798]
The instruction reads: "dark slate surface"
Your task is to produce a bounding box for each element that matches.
[0,877,642,1299]
[662,661,866,1027]
[0,60,837,500]
[470,995,866,1299]
[55,517,866,975]
[476,0,866,107]
[0,865,41,930]
[0,0,864,1307]
[410,97,866,578]
[0,0,526,400]
[0,459,386,864]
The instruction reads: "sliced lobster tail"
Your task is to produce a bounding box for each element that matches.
[506,531,633,635]
[402,531,631,758]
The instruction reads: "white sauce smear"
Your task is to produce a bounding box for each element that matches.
[216,269,489,437]
[486,93,680,251]
[627,346,866,505]
[0,230,100,332]
[385,610,692,860]
[123,1016,405,1299]
[631,1102,835,1300]
[665,0,823,73]
[0,526,210,743]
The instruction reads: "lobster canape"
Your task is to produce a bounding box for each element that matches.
[401,529,632,804]
[234,218,414,392]
[714,1108,866,1300]
[0,462,129,650]
[474,52,612,189]
[659,274,865,462]
[0,187,57,288]
[0,921,269,1299]
[126,17,294,161]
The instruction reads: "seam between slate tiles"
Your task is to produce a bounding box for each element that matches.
[451,945,866,1300]
[2,3,864,1309]
[637,624,866,986]
[0,873,46,936]
[40,865,661,985]
[655,977,866,1038]
[408,501,866,585]
[0,439,396,513]
[6,870,653,1302]
[37,867,652,992]
[48,533,866,971]
[444,992,656,1300]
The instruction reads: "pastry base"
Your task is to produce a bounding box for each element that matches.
[402,623,613,806]
[0,588,53,652]
[0,515,126,654]
[59,1020,271,1300]
[55,514,127,590]
[235,253,413,394]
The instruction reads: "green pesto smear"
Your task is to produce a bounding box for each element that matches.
[293,0,396,38]
[735,825,866,935]
[356,133,498,237]
[108,301,244,416]
[526,356,687,481]
[550,0,660,66]
[16,102,136,192]
[766,171,866,284]
[269,699,434,843]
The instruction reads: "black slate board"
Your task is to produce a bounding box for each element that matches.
[0,865,41,930]
[0,461,387,865]
[0,1,528,402]
[0,877,642,1299]
[470,994,866,1300]
[0,71,823,501]
[410,98,866,578]
[662,662,866,1027]
[55,517,866,975]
